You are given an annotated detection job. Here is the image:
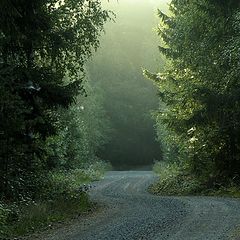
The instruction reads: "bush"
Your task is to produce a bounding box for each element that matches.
[151,161,240,197]
[39,161,110,200]
[39,169,91,201]
[151,161,202,195]
[0,164,109,238]
[85,160,112,181]
[0,193,91,238]
[0,161,110,238]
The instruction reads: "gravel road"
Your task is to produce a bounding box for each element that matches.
[38,171,240,240]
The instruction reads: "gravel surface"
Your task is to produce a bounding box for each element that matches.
[36,171,240,240]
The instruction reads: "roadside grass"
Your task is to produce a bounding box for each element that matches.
[150,161,240,197]
[0,161,110,239]
[2,193,91,238]
[150,162,202,196]
[151,161,240,240]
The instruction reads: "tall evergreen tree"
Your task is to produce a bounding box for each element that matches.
[0,0,110,200]
[146,0,240,182]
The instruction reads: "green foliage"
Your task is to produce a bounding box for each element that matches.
[88,1,167,168]
[151,161,240,197]
[151,161,201,195]
[0,0,111,201]
[85,161,112,180]
[40,169,91,200]
[147,0,240,186]
[153,161,181,180]
[40,161,110,200]
[45,80,111,170]
[0,1,111,237]
[0,161,109,238]
[0,194,90,238]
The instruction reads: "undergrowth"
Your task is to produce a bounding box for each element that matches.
[150,161,240,197]
[0,161,110,239]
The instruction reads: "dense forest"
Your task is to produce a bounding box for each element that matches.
[1,0,240,238]
[147,0,240,194]
[0,0,112,237]
[0,0,112,199]
[87,0,168,169]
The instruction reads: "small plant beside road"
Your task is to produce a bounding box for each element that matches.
[0,161,110,239]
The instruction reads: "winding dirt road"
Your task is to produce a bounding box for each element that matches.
[39,171,240,240]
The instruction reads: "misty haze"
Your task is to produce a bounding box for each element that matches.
[88,0,168,169]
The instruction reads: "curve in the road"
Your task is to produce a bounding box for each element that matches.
[38,171,240,240]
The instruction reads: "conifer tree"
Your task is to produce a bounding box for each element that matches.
[0,0,110,200]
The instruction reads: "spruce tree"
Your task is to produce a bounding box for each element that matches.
[0,0,110,200]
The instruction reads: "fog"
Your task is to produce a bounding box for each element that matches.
[88,0,169,169]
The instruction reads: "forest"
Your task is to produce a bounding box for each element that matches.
[147,0,240,196]
[87,0,167,169]
[1,0,240,239]
[0,0,112,237]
